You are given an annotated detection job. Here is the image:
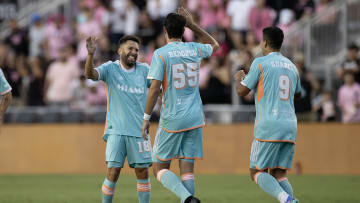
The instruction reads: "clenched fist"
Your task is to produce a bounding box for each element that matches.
[234,70,246,82]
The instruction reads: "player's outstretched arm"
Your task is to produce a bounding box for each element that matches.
[178,7,219,51]
[141,80,162,140]
[85,37,99,80]
[234,70,251,96]
[0,91,12,123]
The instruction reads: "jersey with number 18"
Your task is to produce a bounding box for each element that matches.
[241,52,301,143]
[147,41,213,133]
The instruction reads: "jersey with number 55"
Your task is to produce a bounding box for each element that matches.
[148,41,213,133]
[241,52,301,143]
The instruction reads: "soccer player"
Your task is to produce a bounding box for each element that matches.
[234,26,301,203]
[85,35,152,203]
[141,8,219,203]
[0,68,12,126]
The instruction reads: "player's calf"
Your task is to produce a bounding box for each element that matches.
[270,168,294,197]
[250,168,297,203]
[102,167,121,203]
[180,159,195,195]
[135,168,151,203]
[154,162,196,203]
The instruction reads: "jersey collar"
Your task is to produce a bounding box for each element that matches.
[117,60,135,73]
[268,52,281,56]
[168,41,183,45]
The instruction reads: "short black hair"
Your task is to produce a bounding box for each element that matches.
[348,43,359,51]
[164,13,186,39]
[262,27,284,50]
[118,35,141,47]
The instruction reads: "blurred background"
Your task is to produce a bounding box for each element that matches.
[1,0,360,124]
[0,0,360,202]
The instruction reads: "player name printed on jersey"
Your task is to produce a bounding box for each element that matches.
[270,61,296,71]
[168,50,197,58]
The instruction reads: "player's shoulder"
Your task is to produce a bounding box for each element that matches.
[154,46,169,56]
[136,62,150,71]
[103,60,115,66]
[185,41,199,46]
[98,60,117,70]
[280,56,299,75]
[251,56,267,68]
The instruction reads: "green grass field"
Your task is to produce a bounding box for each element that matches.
[0,175,359,203]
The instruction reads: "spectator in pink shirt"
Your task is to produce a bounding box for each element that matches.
[45,46,80,106]
[248,0,276,42]
[44,15,73,61]
[76,7,102,62]
[86,80,107,106]
[277,9,295,36]
[316,0,336,24]
[338,72,360,123]
[197,0,228,30]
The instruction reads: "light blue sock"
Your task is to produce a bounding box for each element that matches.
[278,178,294,197]
[137,178,151,203]
[157,169,192,203]
[181,173,195,195]
[102,178,116,203]
[255,172,290,203]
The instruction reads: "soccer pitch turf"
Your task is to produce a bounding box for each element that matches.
[0,175,359,203]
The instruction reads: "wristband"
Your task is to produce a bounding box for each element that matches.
[144,113,151,121]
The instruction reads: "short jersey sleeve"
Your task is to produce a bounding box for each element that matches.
[148,50,165,81]
[0,69,12,95]
[95,61,112,82]
[241,59,261,90]
[143,63,152,88]
[195,43,213,59]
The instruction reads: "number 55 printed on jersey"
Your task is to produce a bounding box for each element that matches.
[172,63,199,89]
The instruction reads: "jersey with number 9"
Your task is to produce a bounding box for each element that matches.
[148,41,213,133]
[241,52,301,143]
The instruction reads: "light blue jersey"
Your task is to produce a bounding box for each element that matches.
[95,61,151,140]
[242,52,301,143]
[0,69,11,95]
[148,42,213,132]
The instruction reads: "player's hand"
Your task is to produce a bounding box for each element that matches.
[234,70,246,82]
[178,7,195,27]
[141,120,150,140]
[86,37,98,55]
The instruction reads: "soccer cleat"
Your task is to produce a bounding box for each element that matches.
[285,196,299,203]
[184,196,201,203]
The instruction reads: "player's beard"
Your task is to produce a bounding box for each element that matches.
[121,52,137,67]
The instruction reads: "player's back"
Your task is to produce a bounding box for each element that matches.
[149,41,213,133]
[254,52,301,143]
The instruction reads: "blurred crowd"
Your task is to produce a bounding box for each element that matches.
[0,0,359,123]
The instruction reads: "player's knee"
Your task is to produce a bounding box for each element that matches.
[135,168,149,179]
[107,168,121,181]
[250,173,255,181]
[270,168,287,179]
[152,166,159,178]
[249,169,261,182]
